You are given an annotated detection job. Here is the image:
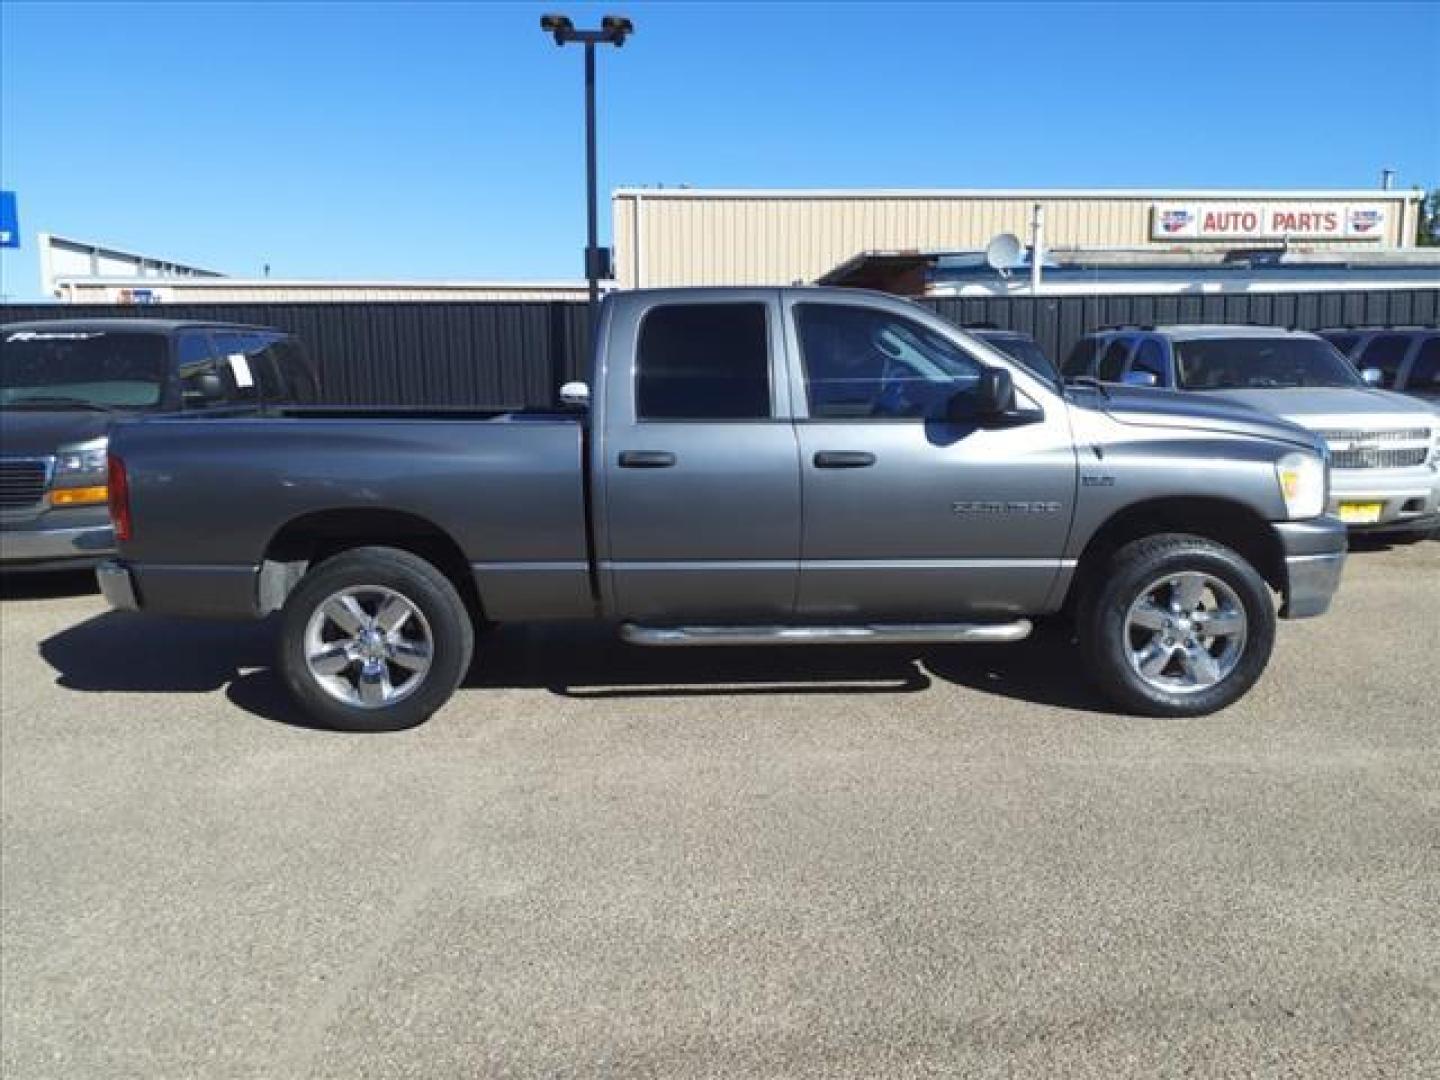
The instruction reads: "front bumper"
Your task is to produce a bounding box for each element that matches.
[0,522,116,571]
[1328,466,1439,531]
[1274,517,1347,619]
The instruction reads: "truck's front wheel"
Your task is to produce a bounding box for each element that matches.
[278,546,474,732]
[1079,534,1276,717]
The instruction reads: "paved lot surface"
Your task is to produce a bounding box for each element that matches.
[2,541,1437,1079]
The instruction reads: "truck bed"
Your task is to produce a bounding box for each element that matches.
[109,410,593,621]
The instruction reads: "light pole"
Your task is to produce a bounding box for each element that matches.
[540,14,633,321]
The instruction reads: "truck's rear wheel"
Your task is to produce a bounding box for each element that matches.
[1079,534,1275,717]
[278,546,473,731]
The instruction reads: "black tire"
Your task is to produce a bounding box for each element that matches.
[1078,533,1276,717]
[278,546,474,732]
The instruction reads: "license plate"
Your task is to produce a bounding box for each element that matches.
[1338,501,1383,525]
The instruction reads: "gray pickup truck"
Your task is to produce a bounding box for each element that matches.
[99,287,1347,730]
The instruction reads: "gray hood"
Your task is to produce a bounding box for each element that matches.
[1070,384,1322,451]
[1198,387,1436,429]
[0,410,116,457]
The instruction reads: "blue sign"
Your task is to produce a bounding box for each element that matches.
[0,191,17,248]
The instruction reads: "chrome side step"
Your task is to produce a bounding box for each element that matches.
[620,620,1032,647]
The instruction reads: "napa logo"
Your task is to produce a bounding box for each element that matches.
[1159,208,1194,234]
[1348,208,1384,234]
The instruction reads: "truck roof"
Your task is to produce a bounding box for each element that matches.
[1,317,279,334]
[1095,324,1320,341]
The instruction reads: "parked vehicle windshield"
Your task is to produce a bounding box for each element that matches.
[1,330,168,409]
[1174,337,1364,391]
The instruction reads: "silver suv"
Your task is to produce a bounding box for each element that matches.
[1064,325,1440,538]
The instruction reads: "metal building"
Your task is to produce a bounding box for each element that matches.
[611,188,1426,289]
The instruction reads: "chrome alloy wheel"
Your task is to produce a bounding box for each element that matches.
[1123,572,1247,695]
[303,586,434,708]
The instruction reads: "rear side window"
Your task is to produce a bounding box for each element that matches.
[636,303,770,420]
[1357,334,1412,389]
[1063,338,1098,377]
[1097,337,1133,382]
[1407,337,1440,390]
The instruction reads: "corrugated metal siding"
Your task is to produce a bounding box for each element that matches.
[614,192,1416,288]
[4,289,1433,408]
[1,301,592,409]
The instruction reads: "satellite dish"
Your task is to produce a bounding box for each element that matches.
[985,233,1025,272]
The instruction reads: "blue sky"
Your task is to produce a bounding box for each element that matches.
[2,1,1437,300]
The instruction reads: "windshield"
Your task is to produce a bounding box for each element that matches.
[1175,337,1364,391]
[978,334,1059,385]
[1,330,168,409]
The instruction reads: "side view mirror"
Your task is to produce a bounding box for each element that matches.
[559,380,590,409]
[948,367,1015,422]
[197,373,225,400]
[975,367,1016,415]
[1360,367,1383,387]
[1121,370,1159,388]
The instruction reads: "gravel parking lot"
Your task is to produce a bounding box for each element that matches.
[2,540,1437,1079]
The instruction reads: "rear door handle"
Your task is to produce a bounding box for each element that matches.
[813,451,877,469]
[618,450,677,469]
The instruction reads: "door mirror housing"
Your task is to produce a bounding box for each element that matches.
[196,373,226,401]
[1122,370,1159,388]
[559,380,590,409]
[1360,367,1383,387]
[947,367,1043,427]
[974,367,1016,415]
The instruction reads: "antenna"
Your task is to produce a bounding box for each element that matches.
[984,233,1024,277]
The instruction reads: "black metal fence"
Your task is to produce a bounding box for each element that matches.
[4,288,1436,407]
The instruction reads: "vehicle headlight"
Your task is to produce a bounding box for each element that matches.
[1276,451,1326,520]
[55,437,109,476]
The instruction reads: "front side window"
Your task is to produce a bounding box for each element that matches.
[1063,337,1099,378]
[796,304,980,420]
[1175,337,1365,390]
[636,303,770,420]
[210,331,272,404]
[1129,338,1168,383]
[1322,332,1360,357]
[1,329,168,410]
[1357,334,1412,389]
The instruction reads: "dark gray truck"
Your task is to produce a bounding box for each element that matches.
[99,287,1347,730]
[2,319,316,571]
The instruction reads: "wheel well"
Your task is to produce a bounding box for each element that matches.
[1066,498,1285,613]
[260,509,480,616]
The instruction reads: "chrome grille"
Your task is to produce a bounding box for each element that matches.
[1314,428,1431,444]
[0,457,54,509]
[1316,428,1433,470]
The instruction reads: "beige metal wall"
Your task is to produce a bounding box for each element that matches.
[56,280,591,303]
[613,189,1421,288]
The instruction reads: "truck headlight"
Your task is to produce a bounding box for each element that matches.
[55,437,109,477]
[1276,451,1326,520]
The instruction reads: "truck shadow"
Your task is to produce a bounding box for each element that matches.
[38,613,1109,729]
[1,570,99,601]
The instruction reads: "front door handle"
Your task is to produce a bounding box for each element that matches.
[618,450,677,469]
[813,451,877,469]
